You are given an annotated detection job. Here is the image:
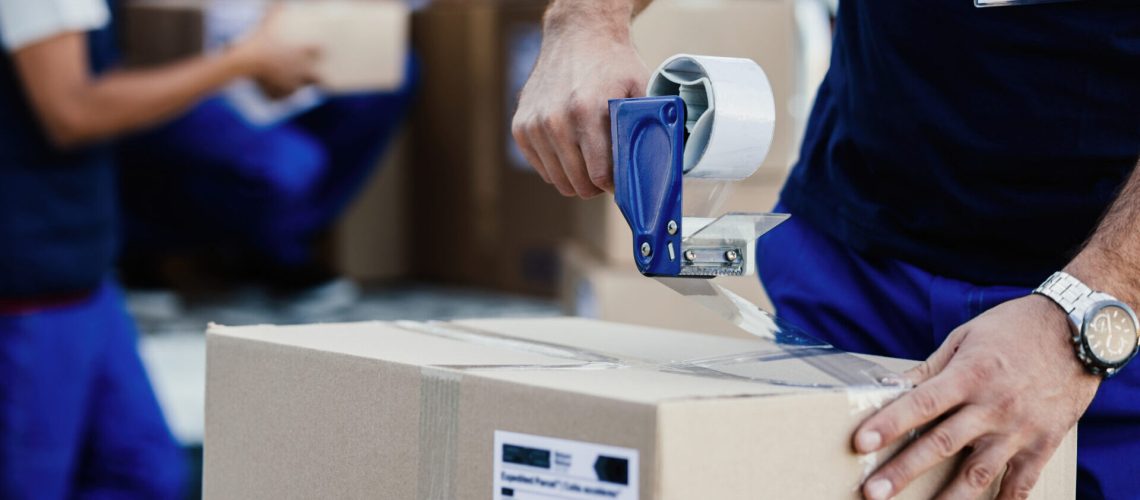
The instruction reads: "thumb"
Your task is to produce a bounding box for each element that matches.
[905,327,966,386]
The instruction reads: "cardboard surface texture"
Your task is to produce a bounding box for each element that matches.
[272,1,409,92]
[204,318,1077,499]
[120,0,409,93]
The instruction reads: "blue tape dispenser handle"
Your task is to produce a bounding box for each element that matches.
[609,96,686,277]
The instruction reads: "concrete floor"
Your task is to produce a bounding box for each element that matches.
[134,283,561,446]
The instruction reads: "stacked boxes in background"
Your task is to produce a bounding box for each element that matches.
[118,0,414,282]
[408,0,567,296]
[118,0,828,302]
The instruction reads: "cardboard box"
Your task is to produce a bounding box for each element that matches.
[204,317,1077,498]
[119,0,409,93]
[632,0,812,176]
[575,174,786,266]
[332,129,411,282]
[409,0,571,296]
[560,243,772,340]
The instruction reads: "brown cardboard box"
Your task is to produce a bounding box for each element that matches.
[409,0,570,296]
[119,0,410,92]
[632,0,807,176]
[560,243,772,340]
[204,317,1077,499]
[332,129,411,282]
[575,173,786,266]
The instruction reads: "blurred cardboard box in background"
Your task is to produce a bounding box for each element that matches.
[333,130,411,282]
[120,0,410,93]
[409,0,565,296]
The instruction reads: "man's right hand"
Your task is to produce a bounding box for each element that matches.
[511,3,650,199]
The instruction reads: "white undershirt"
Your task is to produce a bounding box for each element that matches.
[0,0,109,53]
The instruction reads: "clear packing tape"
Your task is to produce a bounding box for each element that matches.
[397,282,907,390]
[401,280,912,499]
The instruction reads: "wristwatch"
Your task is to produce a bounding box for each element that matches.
[1034,272,1140,377]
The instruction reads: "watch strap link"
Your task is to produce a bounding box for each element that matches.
[1034,271,1096,328]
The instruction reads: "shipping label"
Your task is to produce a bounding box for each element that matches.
[493,431,639,500]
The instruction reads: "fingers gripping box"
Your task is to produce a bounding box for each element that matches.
[204,318,1076,499]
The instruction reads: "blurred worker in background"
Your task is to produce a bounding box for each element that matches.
[514,1,1140,499]
[115,21,416,317]
[0,0,318,496]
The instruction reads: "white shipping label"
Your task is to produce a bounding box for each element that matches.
[493,431,639,500]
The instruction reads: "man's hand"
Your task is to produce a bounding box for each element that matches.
[511,3,650,198]
[855,295,1099,499]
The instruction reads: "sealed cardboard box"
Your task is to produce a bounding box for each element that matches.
[560,243,772,339]
[204,318,1077,499]
[120,0,409,93]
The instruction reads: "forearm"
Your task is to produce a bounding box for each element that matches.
[51,49,254,147]
[1066,160,1140,307]
[543,0,653,40]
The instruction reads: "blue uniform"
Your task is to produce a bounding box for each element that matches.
[769,1,1140,498]
[117,57,417,267]
[0,4,185,498]
[0,282,185,499]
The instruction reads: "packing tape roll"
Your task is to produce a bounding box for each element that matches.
[648,54,776,181]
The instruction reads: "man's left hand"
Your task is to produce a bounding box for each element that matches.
[855,294,1100,499]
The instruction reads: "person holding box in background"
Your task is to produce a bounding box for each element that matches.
[513,1,1140,499]
[115,2,416,313]
[0,0,318,496]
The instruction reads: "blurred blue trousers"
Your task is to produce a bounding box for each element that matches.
[0,281,185,499]
[757,203,1140,500]
[119,68,415,266]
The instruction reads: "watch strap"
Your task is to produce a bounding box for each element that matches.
[1034,271,1096,329]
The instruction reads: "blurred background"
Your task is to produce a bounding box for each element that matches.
[64,0,837,496]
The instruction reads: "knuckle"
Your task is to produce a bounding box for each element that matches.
[589,168,612,186]
[994,394,1020,418]
[914,360,933,380]
[964,461,997,489]
[975,354,1011,381]
[567,94,592,121]
[878,463,910,488]
[910,390,941,420]
[619,76,643,92]
[1012,483,1035,500]
[927,428,957,458]
[511,124,529,146]
[526,120,545,138]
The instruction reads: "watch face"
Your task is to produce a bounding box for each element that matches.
[1085,304,1140,365]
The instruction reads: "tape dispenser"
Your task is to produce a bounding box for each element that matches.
[610,54,789,278]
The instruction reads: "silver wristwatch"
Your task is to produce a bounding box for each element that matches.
[1034,272,1140,377]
